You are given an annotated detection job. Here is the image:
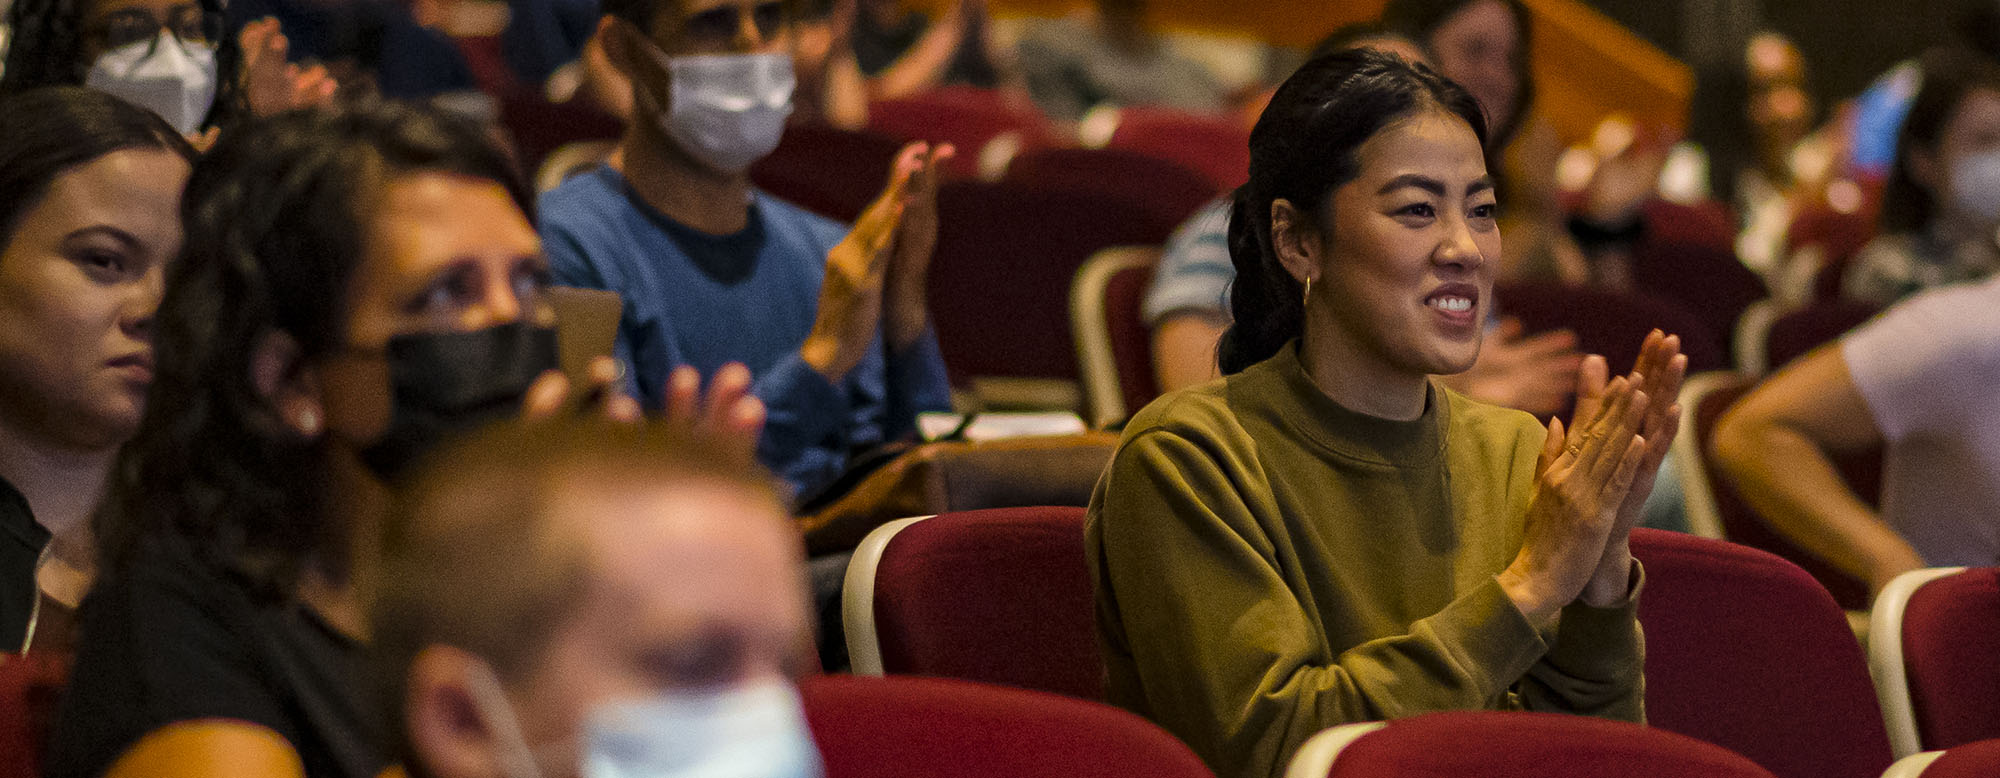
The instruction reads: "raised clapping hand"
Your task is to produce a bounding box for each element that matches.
[1499,330,1686,624]
[523,357,766,463]
[801,142,954,381]
[239,18,338,119]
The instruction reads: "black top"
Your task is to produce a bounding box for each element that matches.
[0,475,47,652]
[44,537,385,778]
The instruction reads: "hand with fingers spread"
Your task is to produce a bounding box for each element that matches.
[239,18,339,118]
[883,142,954,350]
[1501,376,1652,625]
[801,145,921,381]
[661,363,767,464]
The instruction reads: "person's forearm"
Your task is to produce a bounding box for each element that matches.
[1715,415,1924,588]
[1151,315,1227,392]
[867,14,966,99]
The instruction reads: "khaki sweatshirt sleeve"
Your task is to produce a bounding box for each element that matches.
[1094,429,1554,778]
[1519,561,1647,722]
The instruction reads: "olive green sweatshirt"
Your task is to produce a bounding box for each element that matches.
[1085,343,1644,778]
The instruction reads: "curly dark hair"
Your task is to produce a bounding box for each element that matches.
[1218,48,1488,375]
[92,100,532,598]
[1,0,250,130]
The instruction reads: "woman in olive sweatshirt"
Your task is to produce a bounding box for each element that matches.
[1085,48,1687,778]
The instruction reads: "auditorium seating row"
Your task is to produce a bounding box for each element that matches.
[837,507,2000,778]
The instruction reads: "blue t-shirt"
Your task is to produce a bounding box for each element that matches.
[539,167,952,497]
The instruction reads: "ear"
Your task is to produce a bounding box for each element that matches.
[250,331,324,439]
[1269,198,1323,287]
[597,15,641,80]
[407,645,512,778]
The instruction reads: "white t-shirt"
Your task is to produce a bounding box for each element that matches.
[1843,273,2000,566]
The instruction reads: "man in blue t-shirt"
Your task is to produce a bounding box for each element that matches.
[539,0,952,499]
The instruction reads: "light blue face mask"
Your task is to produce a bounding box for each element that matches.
[467,662,823,778]
[583,680,824,778]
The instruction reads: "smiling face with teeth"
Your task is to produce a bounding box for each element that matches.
[1272,106,1498,417]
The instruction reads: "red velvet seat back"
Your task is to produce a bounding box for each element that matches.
[930,181,1185,386]
[0,653,69,778]
[867,87,1056,178]
[1630,528,1893,778]
[1919,739,2000,778]
[1901,568,2000,751]
[1493,281,1725,377]
[1633,199,1767,366]
[801,674,1212,778]
[1320,711,1774,778]
[1103,261,1159,420]
[1005,147,1220,230]
[750,124,907,223]
[498,93,623,177]
[1105,107,1250,191]
[868,506,1102,701]
[1764,299,1881,370]
[1689,380,1876,608]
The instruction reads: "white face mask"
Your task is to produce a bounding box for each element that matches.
[1948,147,2000,223]
[85,30,218,136]
[467,663,823,778]
[636,43,795,174]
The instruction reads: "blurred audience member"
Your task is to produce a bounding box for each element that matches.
[1847,0,2000,180]
[41,101,661,778]
[545,0,951,501]
[1684,32,1831,280]
[0,87,193,655]
[1144,25,1580,417]
[852,0,1020,100]
[1716,272,2000,594]
[1,0,335,138]
[1014,0,1226,122]
[221,0,475,103]
[1845,47,2000,305]
[375,420,818,778]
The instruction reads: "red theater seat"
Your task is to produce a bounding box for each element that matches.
[1005,147,1220,230]
[1684,376,1877,608]
[801,674,1212,778]
[750,123,907,223]
[1103,106,1250,191]
[1070,247,1159,427]
[0,653,70,778]
[1288,711,1775,778]
[1880,739,2000,778]
[1630,528,1893,778]
[1870,567,2000,757]
[928,180,1187,399]
[842,506,1102,701]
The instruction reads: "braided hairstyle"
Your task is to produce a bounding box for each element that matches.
[1,0,251,130]
[1218,48,1487,375]
[92,99,531,598]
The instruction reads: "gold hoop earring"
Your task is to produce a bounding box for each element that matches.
[1302,276,1313,307]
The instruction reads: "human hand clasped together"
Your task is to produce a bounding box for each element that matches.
[1499,330,1686,625]
[802,142,955,381]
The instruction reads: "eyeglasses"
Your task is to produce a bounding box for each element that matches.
[88,5,223,52]
[678,1,786,50]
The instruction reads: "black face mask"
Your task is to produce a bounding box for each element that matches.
[357,321,559,481]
